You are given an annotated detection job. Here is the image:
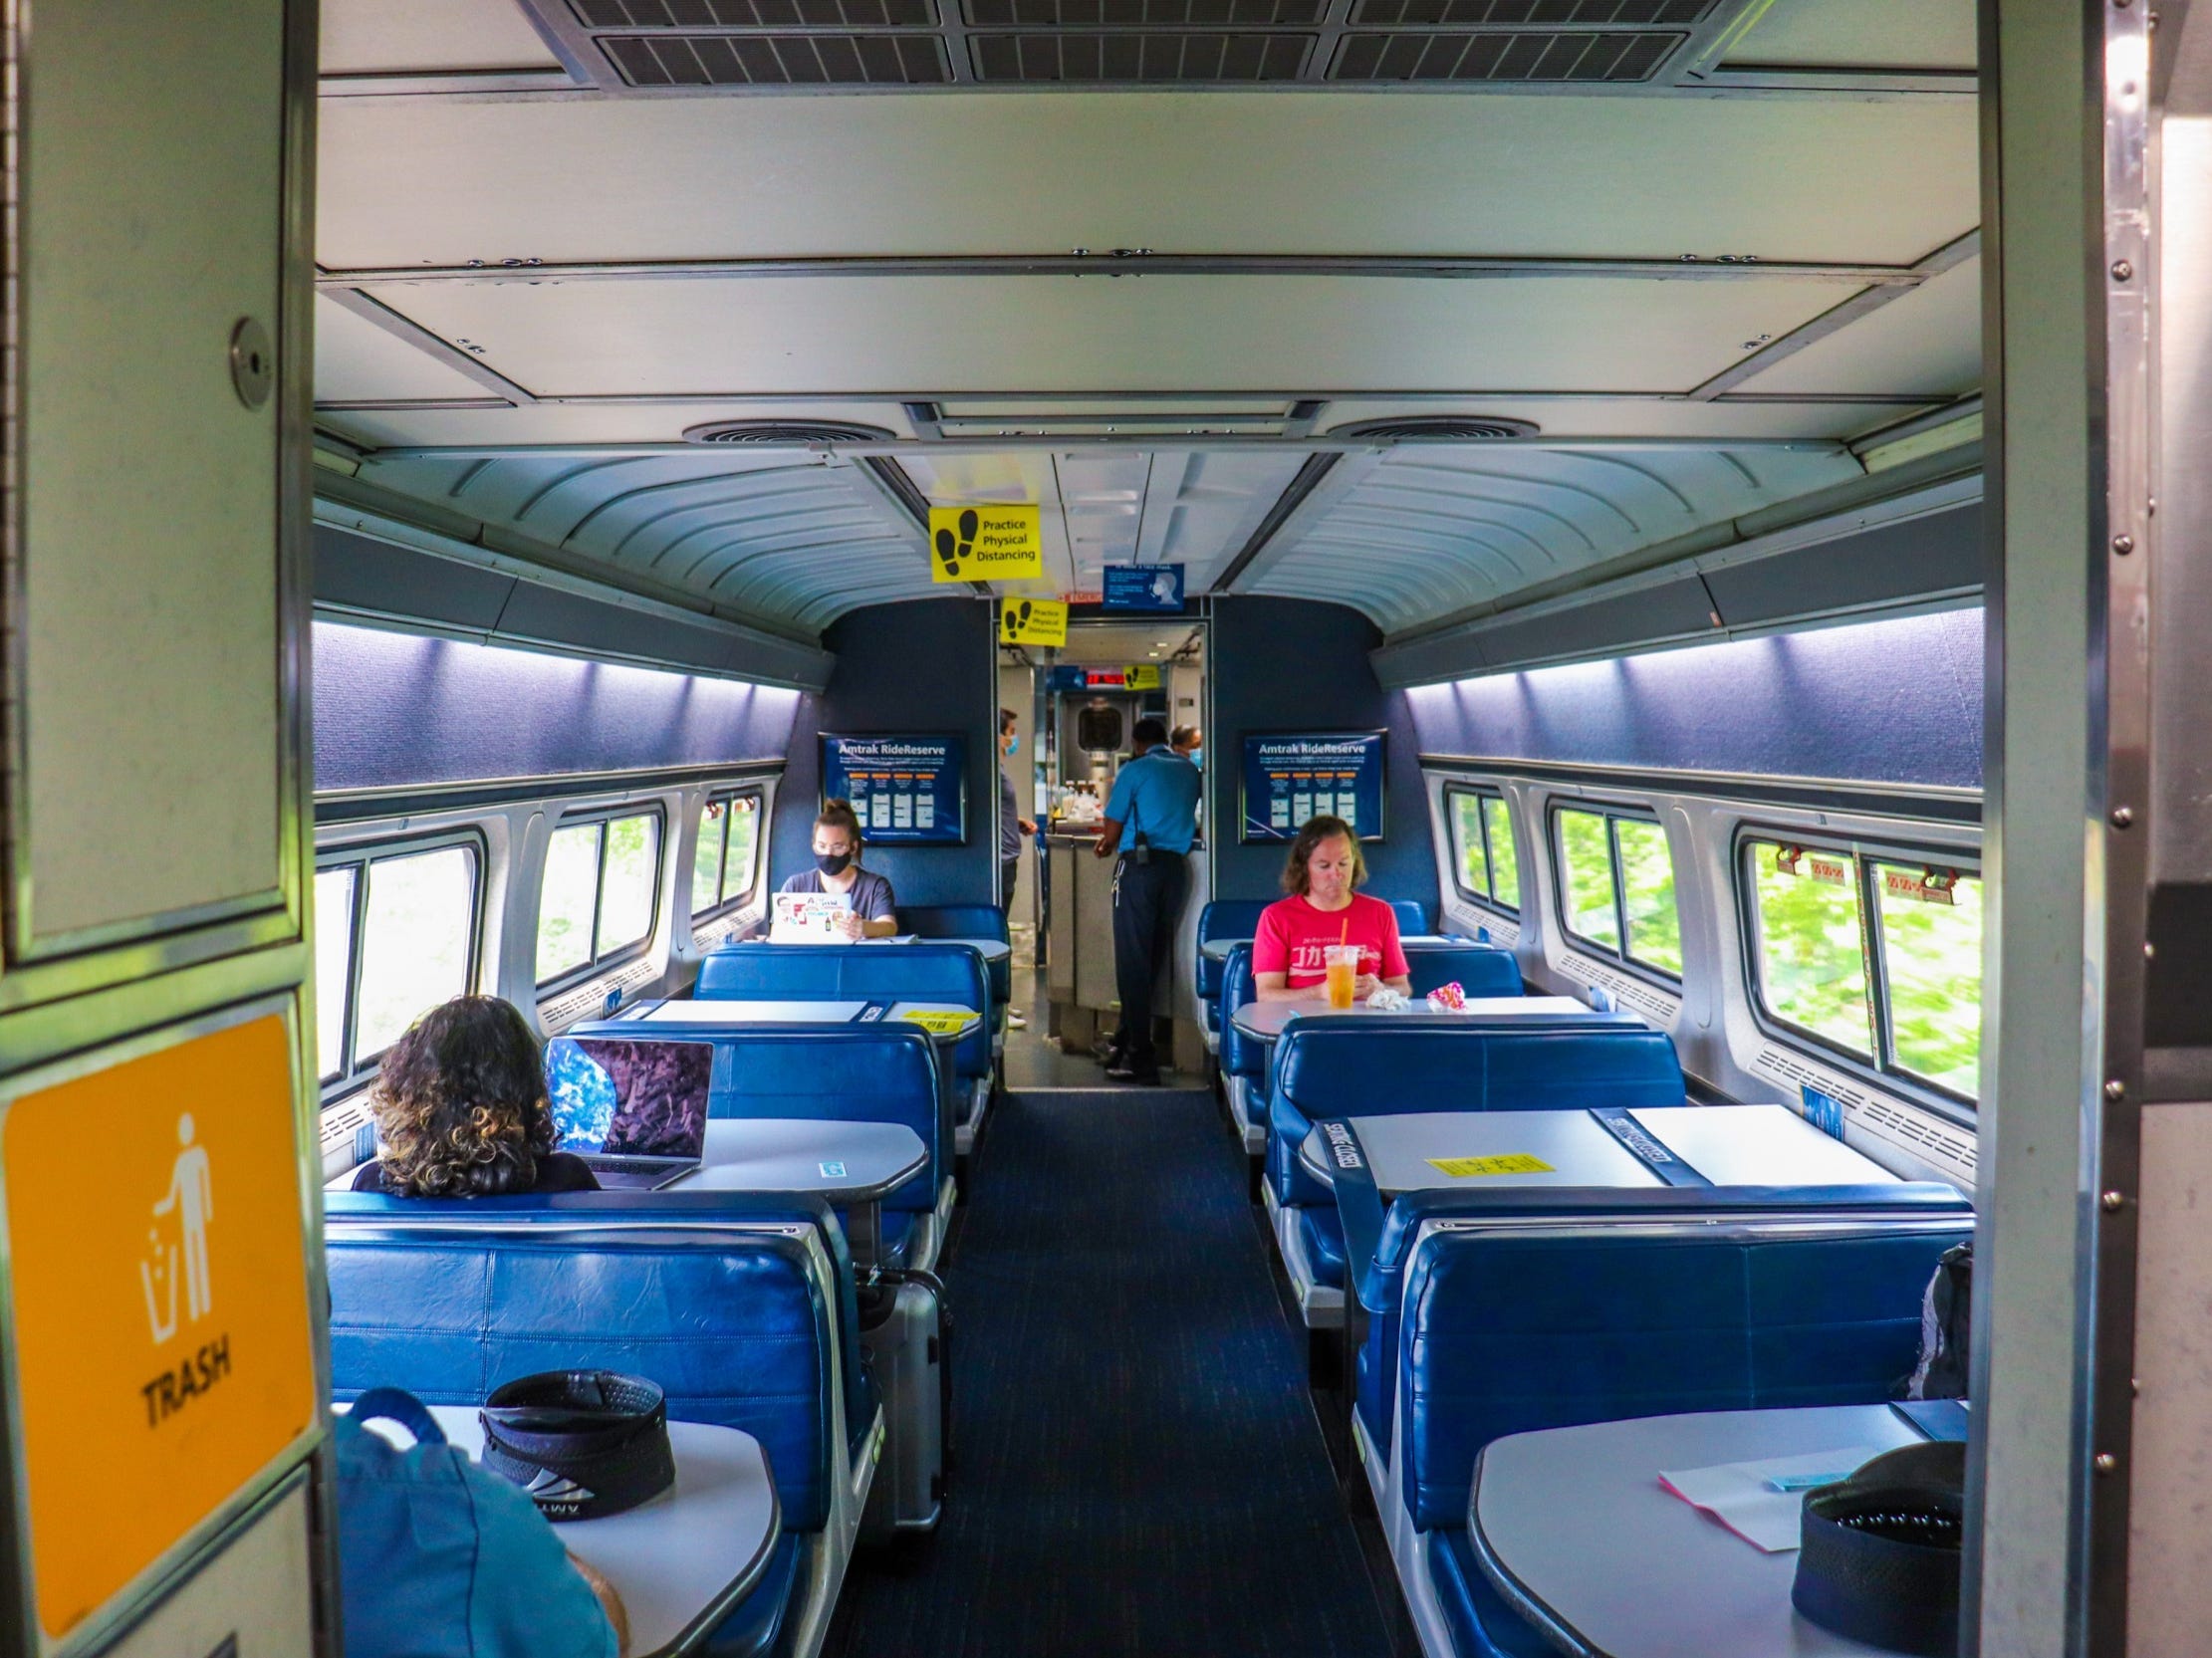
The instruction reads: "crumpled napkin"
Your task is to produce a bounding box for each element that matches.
[1364,988,1411,1011]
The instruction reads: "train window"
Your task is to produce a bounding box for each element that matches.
[1872,862,1984,1097]
[1614,818,1682,976]
[1446,786,1523,915]
[313,866,356,1082]
[536,809,665,986]
[1556,808,1621,950]
[692,792,764,920]
[1484,796,1521,910]
[314,836,482,1093]
[1746,842,1875,1060]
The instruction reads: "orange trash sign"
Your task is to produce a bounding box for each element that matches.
[4,1012,317,1637]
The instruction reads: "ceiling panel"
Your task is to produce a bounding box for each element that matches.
[1735,257,1982,398]
[317,92,1978,267]
[320,0,563,75]
[351,273,1844,396]
[1253,443,1863,630]
[1723,0,1975,71]
[349,448,941,629]
[313,294,505,403]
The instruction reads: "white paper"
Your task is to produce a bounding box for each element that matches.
[1657,1445,1883,1552]
[769,891,853,943]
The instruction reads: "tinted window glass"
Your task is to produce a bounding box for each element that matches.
[537,823,601,982]
[313,865,356,1081]
[1614,819,1681,975]
[596,814,659,956]
[1484,796,1521,910]
[722,798,760,902]
[1449,793,1490,897]
[692,802,727,919]
[1875,863,1983,1096]
[1557,809,1620,949]
[1750,842,1872,1057]
[355,846,475,1061]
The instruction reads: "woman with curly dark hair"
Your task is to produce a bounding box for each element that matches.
[350,996,600,1196]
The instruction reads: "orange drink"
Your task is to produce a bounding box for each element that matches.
[1324,944,1361,1010]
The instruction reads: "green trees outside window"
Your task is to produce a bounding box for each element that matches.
[693,794,763,919]
[1556,804,1680,978]
[314,840,480,1089]
[536,811,662,986]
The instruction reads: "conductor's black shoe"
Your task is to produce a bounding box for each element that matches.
[1105,1062,1163,1084]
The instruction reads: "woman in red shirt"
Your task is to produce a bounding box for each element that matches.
[1251,816,1413,1002]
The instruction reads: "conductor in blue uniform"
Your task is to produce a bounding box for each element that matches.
[1094,717,1203,1083]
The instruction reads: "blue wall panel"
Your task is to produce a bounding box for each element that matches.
[1209,596,1439,916]
[769,598,998,907]
[313,621,804,793]
[1403,607,1984,789]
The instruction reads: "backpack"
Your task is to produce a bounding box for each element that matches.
[334,1388,617,1658]
[1902,1241,1973,1401]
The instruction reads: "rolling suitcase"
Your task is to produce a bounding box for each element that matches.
[860,1274,947,1538]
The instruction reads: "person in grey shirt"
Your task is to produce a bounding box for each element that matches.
[777,799,897,938]
[999,707,1036,1027]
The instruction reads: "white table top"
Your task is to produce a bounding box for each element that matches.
[637,999,869,1025]
[1200,933,1464,962]
[357,1405,780,1658]
[1472,1406,1924,1658]
[1627,1106,1898,1189]
[1302,1109,1664,1195]
[674,1118,927,1200]
[1229,995,1598,1041]
[1298,1105,1899,1197]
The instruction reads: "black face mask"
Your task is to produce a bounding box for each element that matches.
[815,850,854,876]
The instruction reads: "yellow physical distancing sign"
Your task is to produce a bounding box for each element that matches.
[930,505,1044,583]
[5,1012,316,1637]
[1000,598,1069,646]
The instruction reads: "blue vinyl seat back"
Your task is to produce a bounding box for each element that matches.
[1267,1020,1678,1204]
[1217,945,1266,1082]
[1387,899,1429,935]
[897,905,1011,1005]
[1196,900,1273,1027]
[326,1193,867,1534]
[1402,945,1522,1000]
[567,1023,946,1213]
[696,943,992,1081]
[1394,1210,1973,1530]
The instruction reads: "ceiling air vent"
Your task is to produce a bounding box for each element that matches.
[602,32,949,83]
[972,31,1313,79]
[1330,28,1682,80]
[1348,0,1710,21]
[682,419,896,445]
[968,0,1326,22]
[1332,415,1541,442]
[578,0,935,21]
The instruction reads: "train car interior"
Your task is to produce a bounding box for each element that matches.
[4,0,2203,1655]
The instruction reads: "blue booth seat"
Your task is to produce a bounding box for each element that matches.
[696,942,996,1156]
[1215,944,1269,1155]
[898,904,1012,1010]
[1388,899,1429,936]
[1369,1186,1973,1658]
[1403,945,1522,1000]
[1195,899,1273,1036]
[563,1020,953,1273]
[325,1191,880,1658]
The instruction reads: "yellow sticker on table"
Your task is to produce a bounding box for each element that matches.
[1427,1153,1557,1178]
[6,1013,316,1637]
[930,506,1044,582]
[1000,597,1069,646]
[900,1010,979,1036]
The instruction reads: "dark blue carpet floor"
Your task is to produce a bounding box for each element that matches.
[826,1087,1395,1657]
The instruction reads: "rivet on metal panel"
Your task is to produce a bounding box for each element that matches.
[227,317,274,410]
[2102,1190,2126,1212]
[2095,1453,2119,1475]
[2112,806,2134,828]
[2113,534,2135,555]
[2113,259,2135,281]
[2105,1078,2127,1101]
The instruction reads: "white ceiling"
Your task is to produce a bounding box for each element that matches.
[312,2,1986,644]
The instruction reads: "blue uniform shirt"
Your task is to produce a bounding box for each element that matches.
[1104,745,1202,855]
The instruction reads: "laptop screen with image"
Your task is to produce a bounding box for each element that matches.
[546,1037,714,1159]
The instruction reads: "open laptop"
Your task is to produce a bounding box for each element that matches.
[545,1036,714,1190]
